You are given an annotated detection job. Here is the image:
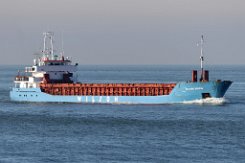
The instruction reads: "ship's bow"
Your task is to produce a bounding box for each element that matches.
[215,80,232,98]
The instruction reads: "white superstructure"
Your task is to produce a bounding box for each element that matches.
[13,32,78,89]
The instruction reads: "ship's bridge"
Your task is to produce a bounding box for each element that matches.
[43,59,71,66]
[36,64,77,72]
[34,56,77,73]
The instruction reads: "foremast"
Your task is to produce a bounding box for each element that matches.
[200,35,204,81]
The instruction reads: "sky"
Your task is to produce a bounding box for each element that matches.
[0,0,245,65]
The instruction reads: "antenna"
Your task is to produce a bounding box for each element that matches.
[61,31,64,56]
[43,32,47,54]
[50,33,54,57]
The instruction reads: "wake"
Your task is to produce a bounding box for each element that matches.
[183,98,228,105]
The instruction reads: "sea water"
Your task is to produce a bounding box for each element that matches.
[0,65,244,163]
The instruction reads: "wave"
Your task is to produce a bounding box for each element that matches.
[182,98,228,105]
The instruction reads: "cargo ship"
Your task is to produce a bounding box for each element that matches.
[10,32,232,104]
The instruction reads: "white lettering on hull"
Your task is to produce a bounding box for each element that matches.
[79,96,119,103]
[115,96,119,102]
[99,96,102,103]
[185,87,203,91]
[77,96,82,102]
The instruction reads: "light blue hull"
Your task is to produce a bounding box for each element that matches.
[10,81,232,104]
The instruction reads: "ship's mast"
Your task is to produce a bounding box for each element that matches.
[43,33,46,54]
[61,31,64,56]
[200,35,204,81]
[42,32,54,60]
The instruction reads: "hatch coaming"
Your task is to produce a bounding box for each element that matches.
[39,83,177,96]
